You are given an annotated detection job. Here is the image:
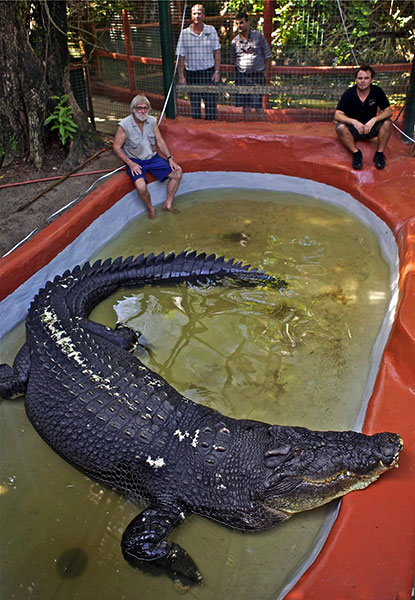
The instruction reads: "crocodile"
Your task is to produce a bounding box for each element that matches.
[0,251,403,585]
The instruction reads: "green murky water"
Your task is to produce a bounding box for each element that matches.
[0,189,390,599]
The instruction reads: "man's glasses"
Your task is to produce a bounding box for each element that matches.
[135,106,149,112]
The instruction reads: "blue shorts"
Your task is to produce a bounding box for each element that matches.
[125,154,172,183]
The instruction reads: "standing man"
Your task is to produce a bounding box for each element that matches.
[113,95,182,219]
[231,10,272,121]
[177,4,221,120]
[334,64,392,170]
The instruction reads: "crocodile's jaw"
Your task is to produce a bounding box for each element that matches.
[261,431,403,515]
[274,455,400,514]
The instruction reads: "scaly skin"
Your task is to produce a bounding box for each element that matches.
[0,251,403,586]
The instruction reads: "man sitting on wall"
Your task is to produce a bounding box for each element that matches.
[113,95,182,218]
[334,64,392,170]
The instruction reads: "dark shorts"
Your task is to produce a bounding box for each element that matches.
[125,154,172,183]
[336,119,390,141]
[235,70,265,110]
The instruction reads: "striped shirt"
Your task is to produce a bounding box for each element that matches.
[176,24,220,71]
[231,30,271,73]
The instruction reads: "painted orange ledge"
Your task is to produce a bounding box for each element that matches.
[1,120,414,599]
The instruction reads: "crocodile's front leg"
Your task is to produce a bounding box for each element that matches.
[0,343,31,399]
[121,503,202,586]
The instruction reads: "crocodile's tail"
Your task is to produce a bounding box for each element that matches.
[2,252,286,400]
[78,250,283,286]
[38,251,287,320]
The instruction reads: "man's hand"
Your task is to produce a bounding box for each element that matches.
[169,159,182,173]
[129,162,142,176]
[351,119,365,134]
[179,74,186,85]
[212,71,220,83]
[363,117,377,135]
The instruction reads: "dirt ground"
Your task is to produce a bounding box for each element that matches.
[0,138,124,257]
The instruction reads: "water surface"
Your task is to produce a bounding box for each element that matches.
[1,189,390,599]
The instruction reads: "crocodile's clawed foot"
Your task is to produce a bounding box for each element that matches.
[165,544,203,587]
[114,324,142,352]
[121,504,201,586]
[126,543,202,587]
[0,363,27,399]
[0,344,30,400]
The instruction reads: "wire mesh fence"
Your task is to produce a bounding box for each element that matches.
[67,1,413,132]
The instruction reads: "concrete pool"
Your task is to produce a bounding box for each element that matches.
[0,121,414,600]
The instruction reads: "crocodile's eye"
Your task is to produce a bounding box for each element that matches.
[293,448,303,456]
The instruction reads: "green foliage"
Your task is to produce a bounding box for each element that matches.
[44,95,78,146]
[271,0,414,66]
[210,0,413,66]
[220,0,264,15]
[7,134,19,154]
[0,133,21,165]
[83,0,159,26]
[66,0,413,66]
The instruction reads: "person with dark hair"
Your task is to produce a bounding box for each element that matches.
[113,95,182,218]
[231,10,272,120]
[334,64,392,170]
[177,4,221,120]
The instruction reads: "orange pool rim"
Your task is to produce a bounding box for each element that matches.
[1,120,414,600]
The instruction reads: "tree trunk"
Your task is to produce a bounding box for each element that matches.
[0,0,101,171]
[46,1,102,169]
[0,1,50,168]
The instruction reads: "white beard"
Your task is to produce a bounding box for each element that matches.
[134,112,147,122]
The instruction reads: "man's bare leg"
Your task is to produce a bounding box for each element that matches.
[336,123,363,169]
[373,120,392,169]
[134,178,156,218]
[162,171,182,214]
[336,123,358,153]
[376,120,392,152]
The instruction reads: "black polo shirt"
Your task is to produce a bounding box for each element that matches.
[336,84,390,124]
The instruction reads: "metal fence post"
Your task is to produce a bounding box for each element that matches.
[122,9,136,93]
[263,0,275,111]
[158,1,176,119]
[403,57,415,146]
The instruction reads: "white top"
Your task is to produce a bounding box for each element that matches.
[176,24,220,71]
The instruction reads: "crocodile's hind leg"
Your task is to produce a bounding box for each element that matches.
[80,319,143,352]
[0,343,31,399]
[121,503,202,586]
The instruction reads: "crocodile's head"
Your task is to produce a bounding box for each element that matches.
[261,425,403,514]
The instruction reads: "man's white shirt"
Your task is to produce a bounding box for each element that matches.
[177,24,220,71]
